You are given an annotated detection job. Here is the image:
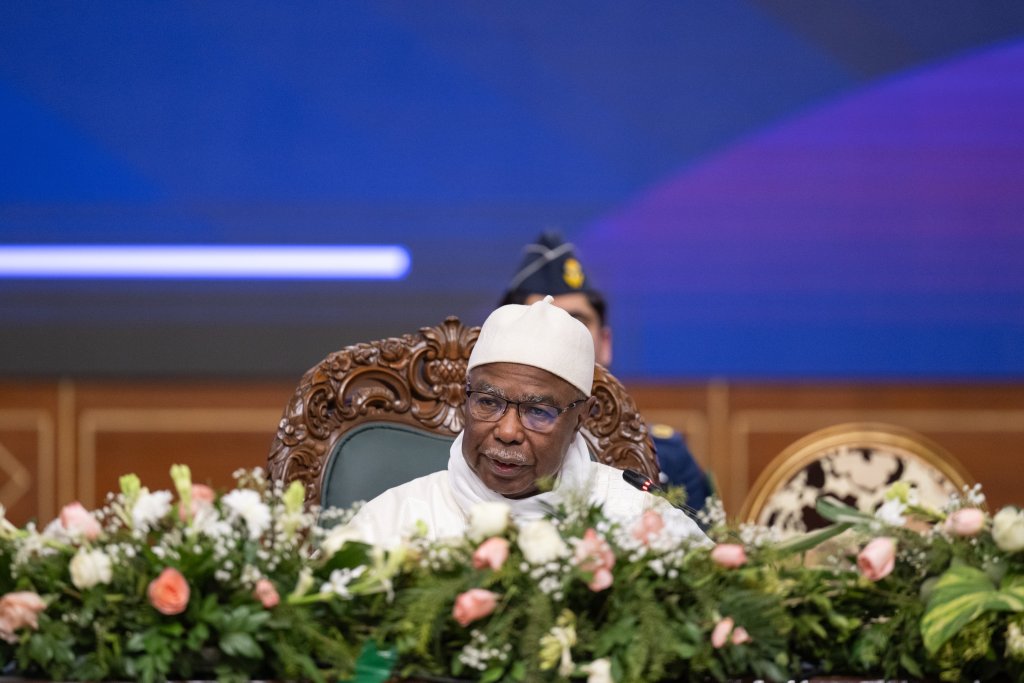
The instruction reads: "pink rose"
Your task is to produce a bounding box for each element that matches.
[731,626,751,645]
[944,508,986,537]
[452,589,499,627]
[711,617,734,649]
[253,578,280,609]
[857,537,897,581]
[472,537,510,571]
[179,483,216,521]
[710,616,751,648]
[0,592,46,643]
[632,509,665,544]
[710,543,747,568]
[192,483,216,504]
[148,567,190,615]
[574,528,616,592]
[60,502,101,540]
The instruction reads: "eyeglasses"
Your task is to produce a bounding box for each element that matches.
[465,388,587,433]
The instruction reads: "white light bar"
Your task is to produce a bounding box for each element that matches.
[0,245,411,279]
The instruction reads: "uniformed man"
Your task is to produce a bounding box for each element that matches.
[498,230,711,510]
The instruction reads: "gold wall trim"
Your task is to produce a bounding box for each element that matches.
[77,408,282,507]
[0,411,55,517]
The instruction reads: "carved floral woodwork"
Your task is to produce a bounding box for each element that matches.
[268,316,658,506]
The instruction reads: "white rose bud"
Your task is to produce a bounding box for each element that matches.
[69,548,113,590]
[582,657,614,683]
[992,507,1024,553]
[468,502,511,540]
[517,519,568,565]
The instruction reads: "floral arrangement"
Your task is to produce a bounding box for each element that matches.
[2,466,1024,682]
[0,466,394,683]
[370,487,1024,683]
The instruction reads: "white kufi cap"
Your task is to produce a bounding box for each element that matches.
[468,295,595,396]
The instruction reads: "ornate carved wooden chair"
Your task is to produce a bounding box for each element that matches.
[268,316,659,510]
[739,422,973,535]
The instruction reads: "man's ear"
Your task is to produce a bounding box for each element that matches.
[597,326,613,367]
[575,396,599,432]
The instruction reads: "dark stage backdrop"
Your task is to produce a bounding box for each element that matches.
[2,2,1023,380]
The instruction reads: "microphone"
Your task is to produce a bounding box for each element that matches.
[621,468,706,528]
[621,468,663,494]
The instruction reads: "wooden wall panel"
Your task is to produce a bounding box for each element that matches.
[0,382,61,524]
[1,379,1022,526]
[631,382,1024,514]
[72,381,291,509]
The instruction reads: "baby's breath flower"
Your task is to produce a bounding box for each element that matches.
[321,566,367,599]
[132,489,173,531]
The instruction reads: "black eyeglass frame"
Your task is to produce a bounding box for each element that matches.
[464,387,588,433]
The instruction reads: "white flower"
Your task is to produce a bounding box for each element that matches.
[291,568,315,598]
[222,489,272,540]
[468,501,511,539]
[321,565,367,599]
[192,505,228,537]
[131,489,173,531]
[40,517,72,542]
[321,524,363,556]
[875,499,907,527]
[582,657,614,683]
[539,613,577,677]
[1007,621,1024,659]
[69,548,113,589]
[0,505,17,538]
[992,507,1024,552]
[518,519,568,565]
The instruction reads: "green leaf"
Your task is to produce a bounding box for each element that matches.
[1001,574,1024,607]
[815,496,876,524]
[220,632,262,659]
[320,542,373,574]
[186,622,210,650]
[672,642,697,659]
[774,521,853,556]
[920,564,1017,653]
[239,608,271,631]
[480,666,505,683]
[900,653,924,679]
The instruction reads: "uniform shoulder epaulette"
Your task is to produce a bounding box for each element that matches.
[650,423,677,440]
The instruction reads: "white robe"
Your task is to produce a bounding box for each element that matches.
[346,431,707,546]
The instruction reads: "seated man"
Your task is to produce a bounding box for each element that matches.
[499,230,712,510]
[346,296,706,545]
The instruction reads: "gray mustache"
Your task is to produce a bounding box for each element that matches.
[483,449,528,465]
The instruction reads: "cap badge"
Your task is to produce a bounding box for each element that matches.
[562,257,585,289]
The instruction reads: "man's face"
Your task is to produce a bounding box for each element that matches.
[523,292,612,366]
[462,362,589,499]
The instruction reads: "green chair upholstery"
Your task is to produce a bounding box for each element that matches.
[320,424,453,510]
[268,316,660,512]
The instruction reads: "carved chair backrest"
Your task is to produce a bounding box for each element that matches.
[268,316,659,510]
[739,422,973,535]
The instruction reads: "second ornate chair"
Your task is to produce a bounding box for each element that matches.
[740,422,973,535]
[268,316,659,510]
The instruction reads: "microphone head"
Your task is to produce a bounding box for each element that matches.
[621,468,662,493]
